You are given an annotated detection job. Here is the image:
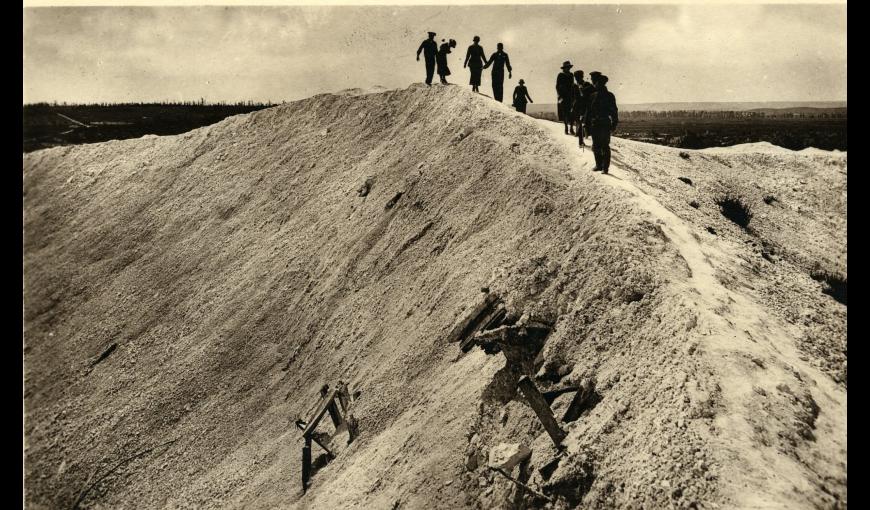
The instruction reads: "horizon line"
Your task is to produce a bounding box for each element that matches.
[22,99,848,106]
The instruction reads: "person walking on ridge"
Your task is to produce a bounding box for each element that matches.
[464,36,487,93]
[416,31,438,86]
[512,79,533,113]
[437,39,457,84]
[555,61,575,135]
[584,74,618,174]
[483,43,512,102]
[571,70,595,146]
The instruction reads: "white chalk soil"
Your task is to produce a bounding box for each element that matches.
[24,84,845,509]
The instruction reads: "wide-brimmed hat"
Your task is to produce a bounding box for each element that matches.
[518,79,525,84]
[428,31,436,37]
[473,35,480,42]
[561,61,573,69]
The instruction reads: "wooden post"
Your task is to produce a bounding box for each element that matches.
[517,376,567,447]
[301,437,312,491]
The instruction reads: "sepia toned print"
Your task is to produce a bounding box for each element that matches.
[23,2,845,509]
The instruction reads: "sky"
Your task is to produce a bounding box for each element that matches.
[23,3,847,104]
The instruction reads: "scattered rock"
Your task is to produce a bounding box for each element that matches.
[465,450,479,471]
[385,191,403,209]
[357,177,374,197]
[678,176,693,186]
[488,443,531,471]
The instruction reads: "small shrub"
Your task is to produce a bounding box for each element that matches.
[810,269,847,306]
[716,195,753,229]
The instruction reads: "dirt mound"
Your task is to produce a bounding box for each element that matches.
[24,84,845,509]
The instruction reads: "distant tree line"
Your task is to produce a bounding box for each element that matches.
[25,99,280,108]
[621,110,847,119]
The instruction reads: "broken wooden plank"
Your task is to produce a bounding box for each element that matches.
[302,388,339,437]
[447,294,498,344]
[517,376,567,447]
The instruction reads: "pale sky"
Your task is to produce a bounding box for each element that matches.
[23,3,847,104]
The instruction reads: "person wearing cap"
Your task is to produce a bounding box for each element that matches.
[512,79,533,113]
[588,71,602,86]
[483,42,512,102]
[464,36,487,93]
[437,39,457,84]
[555,61,575,135]
[583,74,619,173]
[416,32,439,86]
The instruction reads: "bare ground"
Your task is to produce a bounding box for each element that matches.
[23,84,845,509]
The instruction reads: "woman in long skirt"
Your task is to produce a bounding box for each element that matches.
[463,36,486,92]
[436,39,457,84]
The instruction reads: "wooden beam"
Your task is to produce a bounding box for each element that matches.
[302,388,339,437]
[295,420,336,457]
[321,385,342,428]
[517,376,567,447]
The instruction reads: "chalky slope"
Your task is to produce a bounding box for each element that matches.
[24,84,845,509]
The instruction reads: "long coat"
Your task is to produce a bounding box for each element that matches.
[436,43,452,76]
[464,44,487,86]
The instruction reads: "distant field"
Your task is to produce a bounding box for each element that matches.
[528,110,847,151]
[23,103,276,152]
[24,102,847,153]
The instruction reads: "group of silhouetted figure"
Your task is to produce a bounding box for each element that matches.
[417,31,618,173]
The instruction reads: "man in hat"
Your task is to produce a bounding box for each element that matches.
[483,42,512,102]
[512,79,533,113]
[555,61,575,134]
[583,74,619,173]
[416,32,438,86]
[464,36,487,93]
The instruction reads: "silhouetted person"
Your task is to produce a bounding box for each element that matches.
[464,36,487,93]
[417,31,438,86]
[584,74,618,173]
[571,70,594,146]
[483,43,512,102]
[512,79,533,113]
[588,70,602,86]
[437,39,457,84]
[555,61,574,134]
